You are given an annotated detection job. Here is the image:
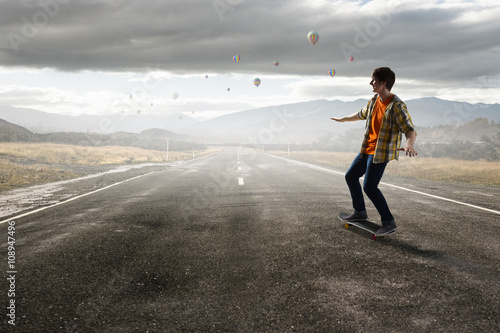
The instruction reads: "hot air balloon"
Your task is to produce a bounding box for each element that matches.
[253,78,261,87]
[274,61,279,67]
[179,114,183,120]
[329,69,336,77]
[137,110,141,115]
[233,55,240,63]
[227,88,231,91]
[205,75,208,78]
[173,92,179,100]
[349,56,354,62]
[307,31,319,46]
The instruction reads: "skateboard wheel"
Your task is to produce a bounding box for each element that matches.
[344,224,349,229]
[371,234,377,240]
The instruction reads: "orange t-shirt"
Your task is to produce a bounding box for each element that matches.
[364,95,393,155]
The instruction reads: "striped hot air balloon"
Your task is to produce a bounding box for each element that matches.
[307,31,319,46]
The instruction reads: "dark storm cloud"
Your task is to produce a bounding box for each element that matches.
[0,0,499,82]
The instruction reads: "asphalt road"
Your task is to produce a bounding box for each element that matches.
[2,148,499,332]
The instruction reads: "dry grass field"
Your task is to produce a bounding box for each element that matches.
[0,143,218,190]
[2,144,498,190]
[268,150,500,187]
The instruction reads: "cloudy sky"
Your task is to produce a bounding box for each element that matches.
[0,0,499,119]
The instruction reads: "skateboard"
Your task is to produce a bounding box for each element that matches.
[338,213,395,240]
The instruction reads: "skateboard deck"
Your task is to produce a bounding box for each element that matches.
[338,213,394,240]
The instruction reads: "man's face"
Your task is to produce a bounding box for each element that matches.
[370,76,386,94]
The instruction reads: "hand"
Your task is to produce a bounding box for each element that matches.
[397,147,417,157]
[331,117,343,122]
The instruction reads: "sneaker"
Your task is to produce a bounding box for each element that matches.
[340,211,368,221]
[375,222,397,236]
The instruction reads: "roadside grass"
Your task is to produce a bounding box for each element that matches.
[0,161,79,190]
[0,143,218,190]
[0,142,211,164]
[267,150,500,187]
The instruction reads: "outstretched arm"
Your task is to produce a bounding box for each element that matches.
[331,112,361,122]
[397,131,417,157]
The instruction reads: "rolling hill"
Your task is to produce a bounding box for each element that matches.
[0,118,36,142]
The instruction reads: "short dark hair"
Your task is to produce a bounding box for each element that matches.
[372,67,395,91]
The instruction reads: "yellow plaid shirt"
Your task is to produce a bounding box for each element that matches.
[357,94,416,163]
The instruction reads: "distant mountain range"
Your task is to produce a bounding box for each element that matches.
[174,97,500,143]
[1,97,499,144]
[0,105,198,134]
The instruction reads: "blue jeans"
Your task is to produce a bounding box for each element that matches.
[345,153,394,223]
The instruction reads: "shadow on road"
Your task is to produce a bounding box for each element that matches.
[377,237,497,281]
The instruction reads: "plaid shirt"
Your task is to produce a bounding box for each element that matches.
[358,94,416,163]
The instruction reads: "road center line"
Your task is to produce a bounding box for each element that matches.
[0,172,157,225]
[238,177,244,186]
[268,154,500,215]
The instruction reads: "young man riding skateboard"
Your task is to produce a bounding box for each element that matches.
[331,67,417,236]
